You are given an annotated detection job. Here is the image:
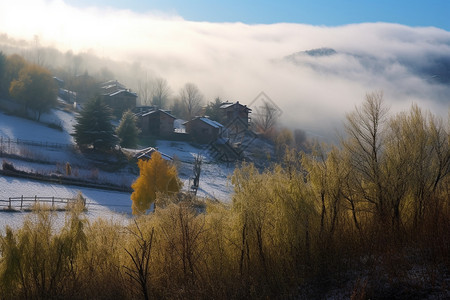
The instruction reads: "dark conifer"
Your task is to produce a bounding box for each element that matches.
[72,96,118,151]
[116,110,140,148]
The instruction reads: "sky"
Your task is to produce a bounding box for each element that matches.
[0,0,449,139]
[64,0,450,29]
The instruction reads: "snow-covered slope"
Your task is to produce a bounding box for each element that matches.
[0,103,235,231]
[156,140,235,201]
[0,176,131,231]
[0,110,73,144]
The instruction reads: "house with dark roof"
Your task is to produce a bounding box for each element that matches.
[99,80,137,117]
[137,109,176,137]
[135,147,172,161]
[184,117,224,144]
[219,101,251,127]
[100,80,126,94]
[103,90,137,117]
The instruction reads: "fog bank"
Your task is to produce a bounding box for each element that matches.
[1,0,449,139]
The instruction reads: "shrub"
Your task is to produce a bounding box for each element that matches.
[2,160,15,171]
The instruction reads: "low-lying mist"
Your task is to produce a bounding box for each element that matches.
[1,0,449,140]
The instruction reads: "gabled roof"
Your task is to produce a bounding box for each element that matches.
[219,102,233,109]
[141,109,176,119]
[200,117,224,129]
[219,101,252,112]
[135,147,172,161]
[107,89,138,98]
[100,80,125,89]
[183,117,224,129]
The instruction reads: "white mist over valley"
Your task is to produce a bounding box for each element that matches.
[1,0,449,139]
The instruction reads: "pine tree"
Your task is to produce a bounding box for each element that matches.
[72,97,118,151]
[131,152,181,215]
[116,110,140,148]
[204,97,223,123]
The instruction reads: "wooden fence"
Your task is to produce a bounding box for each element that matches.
[0,136,72,151]
[0,196,84,211]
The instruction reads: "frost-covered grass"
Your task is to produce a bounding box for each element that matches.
[0,102,235,232]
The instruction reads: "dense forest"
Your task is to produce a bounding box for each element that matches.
[0,93,448,299]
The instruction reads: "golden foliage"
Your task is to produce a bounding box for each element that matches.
[131,152,181,215]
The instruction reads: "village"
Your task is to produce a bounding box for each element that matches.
[59,77,279,166]
[0,72,283,211]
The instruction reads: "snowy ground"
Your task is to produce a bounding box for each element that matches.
[155,140,235,201]
[0,107,135,187]
[0,176,131,231]
[0,108,74,144]
[0,101,235,231]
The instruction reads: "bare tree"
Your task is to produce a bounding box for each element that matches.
[137,78,152,106]
[252,100,280,136]
[342,91,390,221]
[386,105,450,228]
[65,52,83,78]
[179,83,203,119]
[33,35,45,67]
[137,77,171,108]
[124,221,154,300]
[151,77,171,109]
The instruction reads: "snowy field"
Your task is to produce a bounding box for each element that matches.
[0,176,131,231]
[0,108,74,144]
[155,140,235,201]
[0,101,235,231]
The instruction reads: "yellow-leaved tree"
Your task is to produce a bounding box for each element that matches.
[131,152,182,214]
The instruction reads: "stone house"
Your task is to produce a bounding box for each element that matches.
[219,101,251,127]
[184,117,224,144]
[99,80,137,117]
[137,109,176,137]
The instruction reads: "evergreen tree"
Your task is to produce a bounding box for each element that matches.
[116,110,140,148]
[72,97,118,151]
[204,97,223,123]
[131,152,181,215]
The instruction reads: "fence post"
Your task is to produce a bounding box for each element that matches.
[35,195,37,205]
[52,196,54,208]
[21,195,23,210]
[8,197,11,210]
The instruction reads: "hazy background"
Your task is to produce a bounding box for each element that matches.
[1,0,449,139]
